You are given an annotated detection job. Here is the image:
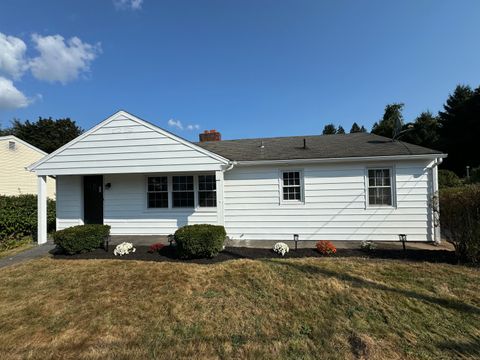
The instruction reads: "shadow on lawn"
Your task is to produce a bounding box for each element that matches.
[436,338,480,358]
[264,259,480,316]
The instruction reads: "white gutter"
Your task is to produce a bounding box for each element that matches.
[235,153,448,166]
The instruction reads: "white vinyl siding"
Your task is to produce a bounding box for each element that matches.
[33,114,225,175]
[223,160,434,242]
[56,175,83,230]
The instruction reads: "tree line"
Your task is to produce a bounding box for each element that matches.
[321,84,480,176]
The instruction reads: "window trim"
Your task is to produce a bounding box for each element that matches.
[144,174,217,211]
[146,176,169,209]
[279,169,305,205]
[365,166,396,208]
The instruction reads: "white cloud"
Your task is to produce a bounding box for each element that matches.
[113,0,143,10]
[187,124,200,130]
[0,77,35,109]
[0,33,28,79]
[29,34,101,84]
[168,118,183,130]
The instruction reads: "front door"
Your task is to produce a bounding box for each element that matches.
[84,175,104,224]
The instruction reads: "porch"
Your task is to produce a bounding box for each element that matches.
[36,170,225,244]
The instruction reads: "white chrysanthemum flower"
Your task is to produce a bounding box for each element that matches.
[113,242,136,256]
[273,242,289,256]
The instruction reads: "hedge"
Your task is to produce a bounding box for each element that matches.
[174,224,226,259]
[53,224,111,255]
[0,195,55,240]
[440,185,480,263]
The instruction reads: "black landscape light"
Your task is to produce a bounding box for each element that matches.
[294,234,299,251]
[399,234,407,252]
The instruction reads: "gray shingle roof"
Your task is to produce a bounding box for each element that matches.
[196,132,443,162]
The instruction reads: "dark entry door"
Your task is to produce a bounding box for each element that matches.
[84,175,104,224]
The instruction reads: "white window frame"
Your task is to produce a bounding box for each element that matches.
[171,175,196,208]
[146,176,169,209]
[198,174,217,208]
[279,169,305,205]
[144,174,217,211]
[365,166,396,208]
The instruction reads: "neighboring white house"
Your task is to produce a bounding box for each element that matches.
[0,135,55,198]
[27,110,446,245]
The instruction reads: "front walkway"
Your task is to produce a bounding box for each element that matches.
[0,242,56,269]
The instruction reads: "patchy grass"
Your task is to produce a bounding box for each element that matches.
[0,237,34,259]
[0,257,479,359]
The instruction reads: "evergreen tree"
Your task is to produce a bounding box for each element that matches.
[401,111,439,149]
[372,103,404,138]
[6,117,83,153]
[438,85,480,175]
[350,122,361,133]
[337,126,345,134]
[322,123,337,135]
[360,126,367,132]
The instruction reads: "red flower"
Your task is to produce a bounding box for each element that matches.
[148,243,165,253]
[316,240,336,256]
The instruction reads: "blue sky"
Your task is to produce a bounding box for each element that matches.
[0,0,479,141]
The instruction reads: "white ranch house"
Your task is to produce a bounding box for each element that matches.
[28,111,446,245]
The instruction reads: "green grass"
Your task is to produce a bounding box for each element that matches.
[0,257,478,359]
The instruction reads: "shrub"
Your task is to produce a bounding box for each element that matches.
[470,167,480,184]
[273,242,289,256]
[0,195,55,240]
[148,242,165,253]
[174,224,226,259]
[53,224,110,255]
[438,169,462,188]
[439,185,480,263]
[316,240,336,255]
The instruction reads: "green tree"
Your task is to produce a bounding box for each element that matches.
[372,103,404,138]
[337,126,345,134]
[7,117,83,153]
[350,122,367,133]
[438,85,480,175]
[401,111,440,149]
[322,123,337,135]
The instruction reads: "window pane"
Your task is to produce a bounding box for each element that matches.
[148,192,168,208]
[283,186,301,201]
[172,176,193,191]
[199,191,217,207]
[173,191,194,207]
[199,175,216,191]
[148,177,167,192]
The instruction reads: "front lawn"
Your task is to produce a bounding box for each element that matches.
[0,257,478,359]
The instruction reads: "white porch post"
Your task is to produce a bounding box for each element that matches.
[37,175,48,244]
[215,170,225,225]
[432,162,441,244]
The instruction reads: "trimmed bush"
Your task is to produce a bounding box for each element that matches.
[0,195,55,240]
[439,185,480,263]
[438,169,462,188]
[316,240,337,256]
[53,224,110,255]
[174,224,226,259]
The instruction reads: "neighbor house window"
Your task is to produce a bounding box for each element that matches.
[281,171,303,202]
[172,176,194,207]
[367,169,393,206]
[8,141,15,150]
[147,176,168,208]
[198,175,216,207]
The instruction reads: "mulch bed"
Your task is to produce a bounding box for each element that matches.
[52,245,458,264]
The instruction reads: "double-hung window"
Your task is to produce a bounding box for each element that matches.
[281,171,303,202]
[147,176,168,208]
[172,176,194,208]
[198,175,216,207]
[367,168,393,206]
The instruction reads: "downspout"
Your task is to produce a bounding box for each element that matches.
[431,157,443,244]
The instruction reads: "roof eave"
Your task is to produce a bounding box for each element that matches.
[234,153,448,166]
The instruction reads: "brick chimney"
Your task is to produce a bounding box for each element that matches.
[199,129,221,142]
